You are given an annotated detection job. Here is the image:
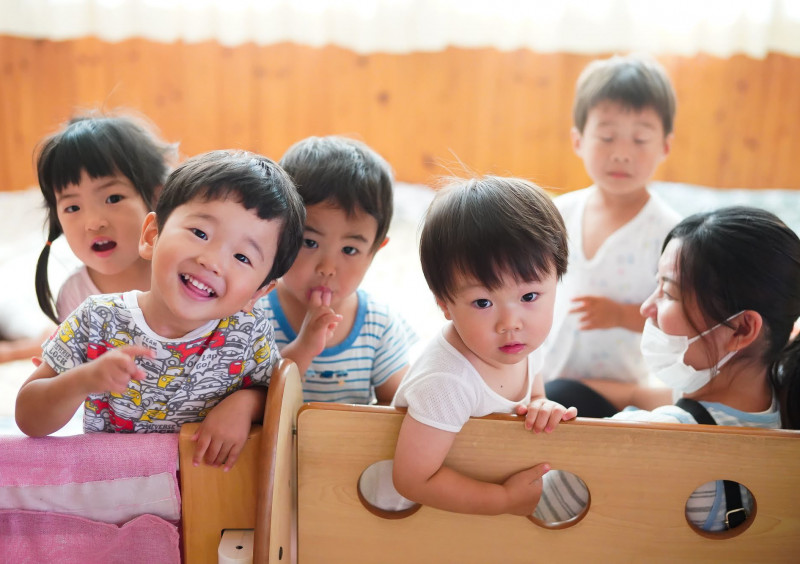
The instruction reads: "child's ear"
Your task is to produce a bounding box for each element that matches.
[242,280,276,313]
[139,212,159,260]
[369,236,390,257]
[436,297,453,321]
[570,126,583,155]
[662,132,674,158]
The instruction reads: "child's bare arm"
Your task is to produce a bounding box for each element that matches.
[392,415,550,515]
[15,345,150,437]
[373,365,408,405]
[281,289,342,375]
[191,387,267,471]
[570,296,646,332]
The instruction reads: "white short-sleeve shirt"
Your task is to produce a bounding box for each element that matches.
[392,329,544,432]
[542,187,681,384]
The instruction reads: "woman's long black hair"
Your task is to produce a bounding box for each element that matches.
[665,206,800,428]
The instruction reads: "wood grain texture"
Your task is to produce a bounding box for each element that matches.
[293,405,800,563]
[2,35,799,192]
[254,359,303,564]
[179,421,262,564]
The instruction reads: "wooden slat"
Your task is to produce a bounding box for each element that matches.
[254,359,303,564]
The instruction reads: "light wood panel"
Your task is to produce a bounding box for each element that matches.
[1,35,799,192]
[292,403,800,563]
[179,421,262,564]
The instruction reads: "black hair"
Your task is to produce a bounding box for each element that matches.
[665,206,800,429]
[155,150,305,287]
[35,111,177,323]
[279,136,393,252]
[573,54,677,136]
[420,176,568,303]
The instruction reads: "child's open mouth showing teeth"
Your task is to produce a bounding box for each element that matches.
[91,240,117,252]
[180,274,217,297]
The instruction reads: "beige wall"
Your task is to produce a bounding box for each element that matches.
[1,35,799,192]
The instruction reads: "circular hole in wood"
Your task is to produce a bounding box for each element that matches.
[357,459,422,519]
[529,469,590,529]
[685,479,755,538]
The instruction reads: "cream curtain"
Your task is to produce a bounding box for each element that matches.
[2,0,800,57]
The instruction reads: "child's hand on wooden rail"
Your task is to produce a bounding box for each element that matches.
[191,387,267,471]
[517,398,577,433]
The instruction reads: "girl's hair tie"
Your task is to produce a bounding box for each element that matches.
[45,240,52,247]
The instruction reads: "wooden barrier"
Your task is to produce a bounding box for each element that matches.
[249,361,800,563]
[179,359,301,564]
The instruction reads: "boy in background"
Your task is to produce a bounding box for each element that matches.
[259,136,416,404]
[542,54,681,417]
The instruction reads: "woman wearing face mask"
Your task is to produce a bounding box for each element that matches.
[535,206,800,531]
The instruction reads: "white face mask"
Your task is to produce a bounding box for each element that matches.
[640,314,742,394]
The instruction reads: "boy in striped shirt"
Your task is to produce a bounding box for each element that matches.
[257,136,416,404]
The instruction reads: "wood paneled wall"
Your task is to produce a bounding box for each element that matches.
[1,35,799,192]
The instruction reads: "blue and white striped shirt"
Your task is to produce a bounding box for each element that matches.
[259,289,417,404]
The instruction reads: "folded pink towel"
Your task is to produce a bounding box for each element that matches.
[0,510,180,564]
[0,433,181,563]
[1,433,179,487]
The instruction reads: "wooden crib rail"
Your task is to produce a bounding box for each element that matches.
[179,359,301,564]
[251,362,800,563]
[184,360,800,563]
[293,406,800,563]
[253,358,304,563]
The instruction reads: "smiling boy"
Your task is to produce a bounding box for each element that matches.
[16,150,304,470]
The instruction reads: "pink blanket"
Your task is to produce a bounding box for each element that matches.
[0,433,181,564]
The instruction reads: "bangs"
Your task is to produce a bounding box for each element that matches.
[450,224,554,295]
[420,176,567,303]
[592,71,656,113]
[39,122,121,194]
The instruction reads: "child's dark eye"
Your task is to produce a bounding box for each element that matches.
[190,228,207,240]
[303,239,318,249]
[521,292,539,303]
[342,246,358,256]
[63,205,80,214]
[234,253,251,265]
[473,298,492,309]
[106,194,123,204]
